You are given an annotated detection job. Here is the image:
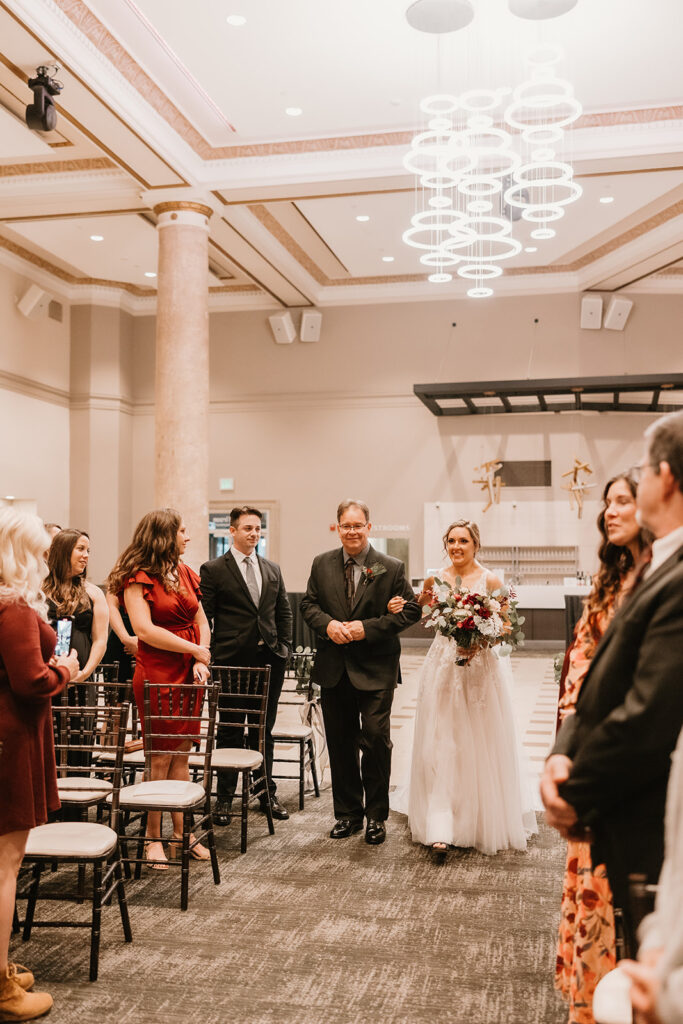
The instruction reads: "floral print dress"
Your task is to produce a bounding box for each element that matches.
[555,600,617,1024]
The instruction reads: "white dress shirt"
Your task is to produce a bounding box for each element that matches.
[231,546,262,597]
[647,524,683,577]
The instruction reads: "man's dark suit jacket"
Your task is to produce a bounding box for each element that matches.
[199,550,292,663]
[553,544,683,897]
[300,545,421,691]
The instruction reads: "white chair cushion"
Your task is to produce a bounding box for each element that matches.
[210,748,263,770]
[25,822,118,859]
[272,722,312,740]
[58,777,113,793]
[593,966,633,1024]
[118,779,205,808]
[100,749,145,766]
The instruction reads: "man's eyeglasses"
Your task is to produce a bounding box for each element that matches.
[338,523,367,533]
[628,462,656,485]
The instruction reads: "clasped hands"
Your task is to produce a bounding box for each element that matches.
[193,643,211,683]
[539,754,579,838]
[327,620,365,644]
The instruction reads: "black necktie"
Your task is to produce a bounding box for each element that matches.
[344,558,356,611]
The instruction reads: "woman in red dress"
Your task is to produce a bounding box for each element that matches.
[107,509,211,869]
[555,474,650,1024]
[0,508,78,1021]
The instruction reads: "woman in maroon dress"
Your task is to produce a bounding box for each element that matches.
[107,509,211,869]
[0,508,78,1021]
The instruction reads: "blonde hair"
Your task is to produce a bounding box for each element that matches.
[0,508,51,618]
[442,519,481,554]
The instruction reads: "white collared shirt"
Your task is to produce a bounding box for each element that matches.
[648,524,683,576]
[232,546,262,596]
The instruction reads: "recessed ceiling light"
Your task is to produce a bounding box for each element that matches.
[599,196,615,204]
[144,271,157,278]
[4,495,15,500]
[226,14,246,26]
[285,107,303,117]
[355,215,370,222]
[524,246,538,253]
[90,234,104,241]
[382,256,395,262]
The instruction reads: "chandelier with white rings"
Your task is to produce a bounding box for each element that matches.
[402,45,583,297]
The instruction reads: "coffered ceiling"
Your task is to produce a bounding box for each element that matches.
[0,0,681,312]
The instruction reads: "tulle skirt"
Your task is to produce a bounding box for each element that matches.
[392,635,537,855]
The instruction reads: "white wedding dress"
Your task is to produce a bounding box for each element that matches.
[392,571,537,855]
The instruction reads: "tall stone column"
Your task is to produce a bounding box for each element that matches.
[153,201,212,570]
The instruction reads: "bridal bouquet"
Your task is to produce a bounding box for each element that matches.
[422,577,525,665]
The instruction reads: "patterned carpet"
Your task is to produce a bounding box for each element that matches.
[12,652,569,1024]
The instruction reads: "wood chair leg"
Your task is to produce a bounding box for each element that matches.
[240,772,249,854]
[22,863,42,941]
[205,804,220,886]
[113,856,132,943]
[89,862,103,982]
[261,782,275,836]
[180,814,190,912]
[298,740,305,810]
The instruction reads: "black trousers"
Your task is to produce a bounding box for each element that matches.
[216,646,286,803]
[320,671,394,822]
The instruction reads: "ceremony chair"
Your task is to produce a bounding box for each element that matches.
[118,681,220,910]
[18,701,132,981]
[200,665,273,854]
[271,651,320,811]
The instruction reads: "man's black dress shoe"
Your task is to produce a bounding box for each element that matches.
[213,800,231,827]
[329,818,364,839]
[259,796,289,820]
[365,819,386,845]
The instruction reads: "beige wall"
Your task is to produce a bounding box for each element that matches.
[129,293,683,590]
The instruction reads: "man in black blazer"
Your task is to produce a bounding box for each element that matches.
[301,500,421,845]
[542,411,683,951]
[200,506,293,824]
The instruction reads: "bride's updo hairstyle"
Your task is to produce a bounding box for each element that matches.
[442,519,481,554]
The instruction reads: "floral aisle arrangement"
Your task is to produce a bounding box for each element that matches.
[422,577,525,665]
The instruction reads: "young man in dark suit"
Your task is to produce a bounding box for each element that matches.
[301,500,421,845]
[542,411,683,951]
[200,507,293,824]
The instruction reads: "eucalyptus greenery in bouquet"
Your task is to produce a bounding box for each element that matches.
[422,576,525,666]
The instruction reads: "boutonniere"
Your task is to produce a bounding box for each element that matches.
[361,562,387,582]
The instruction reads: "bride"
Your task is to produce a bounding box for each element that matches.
[390,519,537,855]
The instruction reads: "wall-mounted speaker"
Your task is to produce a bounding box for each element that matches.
[267,312,296,344]
[16,283,50,319]
[300,310,322,343]
[604,297,633,331]
[580,295,602,330]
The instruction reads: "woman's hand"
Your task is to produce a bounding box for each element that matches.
[387,595,406,614]
[52,648,80,682]
[193,661,210,684]
[123,636,138,656]
[193,644,211,666]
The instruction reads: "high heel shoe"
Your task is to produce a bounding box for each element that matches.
[168,834,211,861]
[144,840,169,870]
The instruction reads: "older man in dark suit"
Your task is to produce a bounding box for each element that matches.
[301,499,421,845]
[200,506,292,824]
[542,411,683,952]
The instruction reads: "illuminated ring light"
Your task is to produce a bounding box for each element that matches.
[521,205,566,222]
[455,175,503,197]
[420,250,462,267]
[505,93,582,132]
[467,200,493,213]
[420,94,459,116]
[429,195,453,208]
[443,233,522,263]
[446,215,513,240]
[530,227,556,239]
[428,117,453,131]
[513,160,575,184]
[428,273,453,283]
[526,44,563,68]
[521,125,564,145]
[511,76,577,107]
[457,264,502,279]
[467,287,494,298]
[402,210,473,250]
[531,147,556,161]
[458,88,510,113]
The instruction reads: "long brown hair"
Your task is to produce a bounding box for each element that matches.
[584,474,650,648]
[107,508,182,595]
[43,528,90,616]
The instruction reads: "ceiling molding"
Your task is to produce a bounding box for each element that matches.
[0,157,115,176]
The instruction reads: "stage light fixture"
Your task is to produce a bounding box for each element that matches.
[25,65,63,132]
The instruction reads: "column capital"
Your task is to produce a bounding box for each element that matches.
[152,200,213,231]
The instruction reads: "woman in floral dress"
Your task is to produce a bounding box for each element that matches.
[555,473,650,1024]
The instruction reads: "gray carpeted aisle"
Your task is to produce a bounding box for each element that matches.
[13,783,569,1024]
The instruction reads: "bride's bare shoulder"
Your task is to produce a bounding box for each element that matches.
[484,569,504,591]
